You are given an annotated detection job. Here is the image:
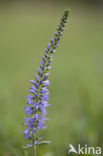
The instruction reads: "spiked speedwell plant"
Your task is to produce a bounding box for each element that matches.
[23,9,70,155]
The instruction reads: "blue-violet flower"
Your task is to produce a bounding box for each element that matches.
[24,8,70,151]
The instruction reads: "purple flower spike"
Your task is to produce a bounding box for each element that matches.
[24,8,70,152]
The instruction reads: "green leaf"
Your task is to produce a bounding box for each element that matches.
[22,145,32,149]
[38,141,51,146]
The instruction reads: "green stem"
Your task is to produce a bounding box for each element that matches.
[32,146,36,156]
[32,143,37,156]
[35,146,37,156]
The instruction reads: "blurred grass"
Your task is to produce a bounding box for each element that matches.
[0,3,103,156]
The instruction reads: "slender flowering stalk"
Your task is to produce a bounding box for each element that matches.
[23,9,70,155]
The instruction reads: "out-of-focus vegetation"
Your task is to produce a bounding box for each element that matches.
[0,2,103,156]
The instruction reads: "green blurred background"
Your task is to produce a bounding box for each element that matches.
[0,0,103,156]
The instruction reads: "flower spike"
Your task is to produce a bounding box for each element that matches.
[23,8,70,154]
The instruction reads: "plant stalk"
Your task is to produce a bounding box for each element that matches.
[33,145,37,156]
[35,146,37,156]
